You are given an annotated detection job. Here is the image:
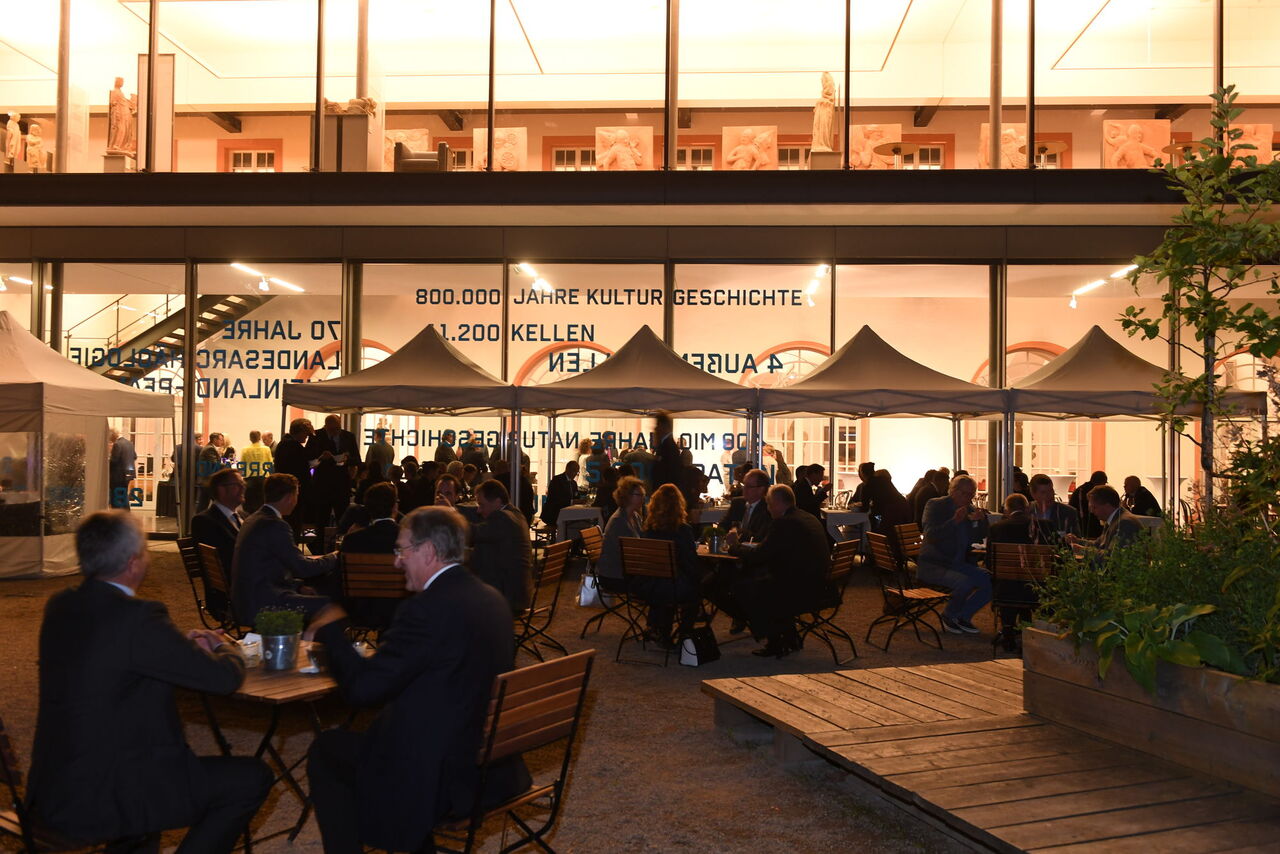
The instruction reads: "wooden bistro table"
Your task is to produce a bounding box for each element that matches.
[204,641,338,845]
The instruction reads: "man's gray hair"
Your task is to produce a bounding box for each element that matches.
[76,510,144,580]
[400,506,468,564]
[766,483,796,507]
[950,474,978,493]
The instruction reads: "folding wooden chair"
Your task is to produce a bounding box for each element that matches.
[577,527,630,640]
[176,537,219,631]
[794,539,859,665]
[988,542,1058,653]
[616,537,707,667]
[340,552,410,643]
[435,650,596,854]
[514,541,571,662]
[864,532,948,651]
[195,543,244,637]
[893,522,923,568]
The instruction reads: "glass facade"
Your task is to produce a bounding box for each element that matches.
[6,0,1276,174]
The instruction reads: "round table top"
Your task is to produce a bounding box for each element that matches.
[872,141,920,156]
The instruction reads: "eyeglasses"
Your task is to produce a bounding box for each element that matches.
[393,543,419,557]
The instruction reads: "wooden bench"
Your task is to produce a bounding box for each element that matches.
[703,662,1280,852]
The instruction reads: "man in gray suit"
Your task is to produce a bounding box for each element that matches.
[1069,483,1145,558]
[231,473,338,624]
[468,479,532,615]
[918,474,991,635]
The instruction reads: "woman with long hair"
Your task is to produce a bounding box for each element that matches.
[596,476,645,595]
[636,483,704,647]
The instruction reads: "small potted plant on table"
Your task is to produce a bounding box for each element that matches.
[255,607,305,672]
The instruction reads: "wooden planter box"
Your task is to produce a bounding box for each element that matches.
[1023,625,1280,798]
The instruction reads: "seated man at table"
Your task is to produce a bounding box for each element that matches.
[1028,473,1081,546]
[988,493,1038,652]
[723,468,773,544]
[540,460,579,528]
[306,507,531,854]
[718,484,831,658]
[918,474,991,635]
[432,472,462,507]
[27,511,272,853]
[232,473,339,622]
[468,479,533,615]
[191,467,246,620]
[340,482,399,553]
[1068,484,1145,558]
[1123,475,1163,518]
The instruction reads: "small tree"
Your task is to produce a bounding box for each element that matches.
[1120,85,1280,512]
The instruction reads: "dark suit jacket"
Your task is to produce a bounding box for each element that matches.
[725,497,771,542]
[540,473,577,526]
[793,478,824,518]
[1030,502,1081,546]
[912,482,942,524]
[651,435,683,491]
[1093,508,1146,554]
[738,507,831,614]
[273,436,315,485]
[1124,486,1162,518]
[341,518,399,555]
[28,580,244,842]
[989,514,1034,545]
[313,428,359,490]
[866,478,913,534]
[191,503,240,580]
[109,436,136,480]
[317,565,530,851]
[469,505,533,614]
[231,505,337,621]
[918,496,989,581]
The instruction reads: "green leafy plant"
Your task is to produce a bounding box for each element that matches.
[1119,85,1280,512]
[255,607,305,637]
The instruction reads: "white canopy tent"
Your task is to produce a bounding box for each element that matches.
[0,311,175,578]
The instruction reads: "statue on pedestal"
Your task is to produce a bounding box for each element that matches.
[107,77,137,156]
[25,122,45,172]
[810,72,836,153]
[5,113,21,165]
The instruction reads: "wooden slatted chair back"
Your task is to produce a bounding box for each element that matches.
[579,525,604,564]
[342,552,409,599]
[537,540,572,590]
[895,522,923,559]
[989,542,1058,584]
[0,713,21,789]
[829,539,858,585]
[619,537,676,580]
[176,536,203,581]
[866,531,901,576]
[197,543,231,596]
[480,650,596,763]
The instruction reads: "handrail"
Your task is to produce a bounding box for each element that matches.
[63,293,182,348]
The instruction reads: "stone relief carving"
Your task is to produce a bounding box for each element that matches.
[595,126,653,171]
[848,124,901,169]
[722,126,777,170]
[474,128,527,171]
[1102,119,1169,169]
[978,123,1027,169]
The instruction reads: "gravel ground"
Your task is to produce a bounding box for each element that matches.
[0,542,1010,853]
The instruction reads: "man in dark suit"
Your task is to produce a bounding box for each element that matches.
[723,468,772,543]
[434,429,460,465]
[273,418,317,535]
[918,475,991,635]
[1028,473,1081,546]
[469,479,533,615]
[912,470,945,524]
[793,464,828,517]
[27,511,271,852]
[651,411,684,492]
[108,428,137,510]
[313,414,360,527]
[1122,475,1163,518]
[1070,470,1109,538]
[719,485,831,658]
[1070,483,1146,558]
[540,460,579,528]
[340,481,399,555]
[231,473,338,623]
[306,507,531,853]
[190,468,246,620]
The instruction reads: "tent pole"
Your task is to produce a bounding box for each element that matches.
[548,414,557,496]
[952,417,961,472]
[509,409,521,517]
[180,260,198,537]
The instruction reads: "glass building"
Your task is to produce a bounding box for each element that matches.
[2,0,1276,532]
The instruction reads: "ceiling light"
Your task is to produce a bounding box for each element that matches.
[258,278,270,292]
[517,263,537,277]
[269,277,305,293]
[806,279,820,294]
[8,276,32,285]
[43,284,52,291]
[1072,279,1107,296]
[0,282,6,292]
[806,295,816,307]
[1069,295,1078,309]
[232,262,264,276]
[815,264,830,277]
[118,304,138,311]
[1111,264,1138,278]
[532,278,553,292]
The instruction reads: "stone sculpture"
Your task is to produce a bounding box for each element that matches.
[25,122,45,172]
[1102,119,1169,169]
[848,124,901,169]
[324,97,378,115]
[474,128,527,171]
[722,126,776,170]
[107,78,137,156]
[978,123,1027,169]
[596,127,652,171]
[4,112,21,165]
[810,72,836,152]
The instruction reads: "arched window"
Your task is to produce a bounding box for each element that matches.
[742,342,834,484]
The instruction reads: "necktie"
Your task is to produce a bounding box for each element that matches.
[742,502,753,532]
[231,512,242,531]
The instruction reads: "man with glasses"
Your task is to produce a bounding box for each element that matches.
[725,468,772,544]
[306,507,530,854]
[191,467,246,618]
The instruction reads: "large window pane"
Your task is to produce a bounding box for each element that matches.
[493,2,666,172]
[1226,1,1280,165]
[673,263,833,495]
[1,2,57,173]
[0,264,34,328]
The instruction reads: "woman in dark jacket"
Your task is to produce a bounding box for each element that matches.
[597,476,645,592]
[636,483,704,647]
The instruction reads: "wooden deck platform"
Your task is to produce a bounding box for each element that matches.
[703,662,1280,852]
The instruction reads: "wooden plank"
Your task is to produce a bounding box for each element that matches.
[700,678,839,738]
[837,720,1085,763]
[819,672,958,723]
[809,713,1042,749]
[857,731,1097,777]
[904,664,1024,704]
[1031,818,1280,854]
[1024,670,1280,799]
[796,673,921,726]
[872,667,1021,716]
[741,677,882,731]
[835,669,995,720]
[886,746,1143,790]
[996,792,1269,850]
[955,776,1240,828]
[923,762,1187,810]
[948,660,1025,690]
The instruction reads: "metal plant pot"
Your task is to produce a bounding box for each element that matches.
[261,633,299,672]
